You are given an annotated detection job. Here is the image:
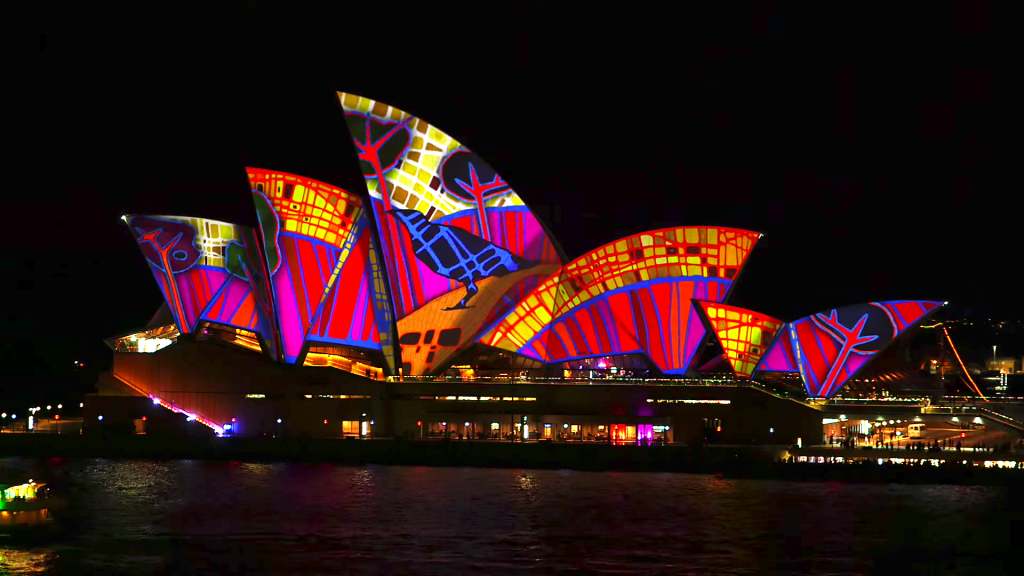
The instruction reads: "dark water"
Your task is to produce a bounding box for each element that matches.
[1,457,1020,575]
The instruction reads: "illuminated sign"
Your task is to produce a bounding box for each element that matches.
[245,394,266,399]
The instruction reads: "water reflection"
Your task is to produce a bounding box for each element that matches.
[0,547,57,574]
[237,462,275,475]
[0,457,1016,574]
[515,471,539,496]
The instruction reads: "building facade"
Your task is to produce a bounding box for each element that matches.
[98,93,945,443]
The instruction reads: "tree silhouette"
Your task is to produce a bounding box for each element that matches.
[130,216,201,333]
[345,112,412,201]
[252,191,281,274]
[440,149,511,241]
[812,309,883,397]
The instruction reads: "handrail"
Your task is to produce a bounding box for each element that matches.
[389,376,750,387]
[748,381,821,409]
[977,408,1024,431]
[388,376,817,408]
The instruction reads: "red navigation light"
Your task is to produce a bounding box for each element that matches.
[417,420,422,426]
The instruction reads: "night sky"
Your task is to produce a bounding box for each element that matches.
[9,4,1004,403]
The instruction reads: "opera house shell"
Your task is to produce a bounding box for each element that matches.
[97,93,943,442]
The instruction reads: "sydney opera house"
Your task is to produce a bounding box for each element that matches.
[91,93,945,444]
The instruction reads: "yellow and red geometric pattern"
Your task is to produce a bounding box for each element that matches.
[481,226,760,352]
[696,302,783,379]
[247,169,364,249]
[337,92,529,220]
[246,169,383,364]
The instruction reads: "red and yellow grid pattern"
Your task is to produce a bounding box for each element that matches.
[246,169,363,249]
[482,227,760,352]
[337,92,529,220]
[697,302,783,379]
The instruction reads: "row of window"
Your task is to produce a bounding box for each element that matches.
[245,394,371,400]
[646,399,732,404]
[416,396,537,402]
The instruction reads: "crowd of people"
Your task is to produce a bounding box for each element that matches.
[780,455,1023,469]
[826,434,1024,454]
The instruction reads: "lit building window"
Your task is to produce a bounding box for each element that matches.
[108,324,179,353]
[304,345,384,380]
[647,399,731,404]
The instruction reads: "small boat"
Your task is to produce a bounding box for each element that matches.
[0,480,65,538]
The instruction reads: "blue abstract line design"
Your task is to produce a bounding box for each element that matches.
[390,209,536,309]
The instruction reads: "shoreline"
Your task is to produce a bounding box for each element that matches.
[2,434,772,473]
[3,434,1023,485]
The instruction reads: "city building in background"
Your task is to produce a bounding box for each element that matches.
[987,357,1018,374]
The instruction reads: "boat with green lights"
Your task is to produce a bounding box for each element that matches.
[0,480,64,538]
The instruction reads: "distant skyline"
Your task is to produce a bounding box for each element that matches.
[8,9,1006,400]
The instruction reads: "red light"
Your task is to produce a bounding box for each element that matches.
[54,415,60,420]
[231,417,237,422]
[416,420,422,426]
[142,416,147,421]
[324,419,328,424]
[961,432,966,437]
[716,426,721,432]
